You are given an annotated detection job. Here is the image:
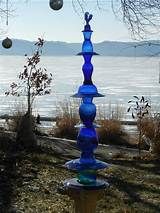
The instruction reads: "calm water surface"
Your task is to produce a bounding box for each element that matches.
[0,55,159,118]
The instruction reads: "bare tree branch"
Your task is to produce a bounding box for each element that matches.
[112,0,160,38]
[72,0,160,39]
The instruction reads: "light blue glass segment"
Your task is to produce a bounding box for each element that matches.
[82,40,93,53]
[83,31,92,40]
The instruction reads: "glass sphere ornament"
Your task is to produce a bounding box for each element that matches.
[2,37,12,49]
[49,0,63,10]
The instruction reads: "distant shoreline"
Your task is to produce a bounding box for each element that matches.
[1,39,160,57]
[0,54,157,58]
[0,114,137,125]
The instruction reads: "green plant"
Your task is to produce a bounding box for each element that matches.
[128,96,151,154]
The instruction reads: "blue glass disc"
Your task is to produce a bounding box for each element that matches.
[72,84,104,98]
[65,158,109,170]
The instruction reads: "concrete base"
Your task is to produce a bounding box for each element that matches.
[64,178,108,213]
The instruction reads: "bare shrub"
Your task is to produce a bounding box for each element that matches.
[128,96,151,154]
[140,117,155,140]
[53,100,128,145]
[7,103,26,132]
[97,103,129,146]
[140,115,160,155]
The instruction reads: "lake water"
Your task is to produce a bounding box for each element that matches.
[0,55,160,119]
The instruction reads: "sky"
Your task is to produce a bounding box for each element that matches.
[1,0,135,43]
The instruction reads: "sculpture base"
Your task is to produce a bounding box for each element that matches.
[64,178,109,213]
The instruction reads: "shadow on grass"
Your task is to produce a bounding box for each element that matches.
[40,144,160,212]
[0,140,19,212]
[101,173,160,212]
[5,135,158,213]
[40,141,160,212]
[96,152,160,175]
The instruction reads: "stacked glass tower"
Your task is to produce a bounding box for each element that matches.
[65,12,109,187]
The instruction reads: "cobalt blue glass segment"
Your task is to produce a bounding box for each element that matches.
[79,102,96,127]
[66,158,109,171]
[77,127,98,152]
[74,84,104,98]
[65,12,109,185]
[82,54,93,84]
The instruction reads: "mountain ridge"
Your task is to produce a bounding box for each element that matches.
[0,39,160,56]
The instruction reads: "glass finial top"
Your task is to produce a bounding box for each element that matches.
[84,12,93,31]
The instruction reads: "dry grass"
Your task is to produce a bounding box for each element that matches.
[97,119,129,146]
[52,100,129,146]
[7,103,26,132]
[52,100,79,139]
[97,102,124,121]
[140,115,160,155]
[54,116,78,140]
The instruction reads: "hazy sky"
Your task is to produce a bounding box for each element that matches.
[2,0,133,42]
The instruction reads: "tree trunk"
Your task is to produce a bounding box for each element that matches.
[16,113,37,149]
[16,76,37,149]
[138,119,142,155]
[27,86,31,115]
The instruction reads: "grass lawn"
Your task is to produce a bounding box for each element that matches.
[0,137,159,213]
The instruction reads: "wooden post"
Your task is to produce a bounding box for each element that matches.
[64,178,108,213]
[67,187,105,213]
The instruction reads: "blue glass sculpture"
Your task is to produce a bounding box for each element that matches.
[65,12,109,186]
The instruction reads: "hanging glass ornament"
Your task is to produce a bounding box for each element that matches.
[2,37,12,49]
[49,0,63,10]
[2,0,12,49]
